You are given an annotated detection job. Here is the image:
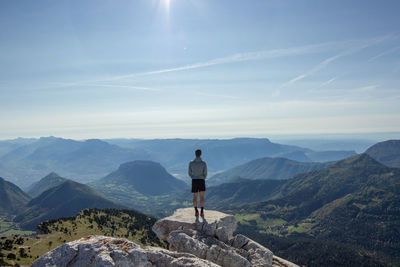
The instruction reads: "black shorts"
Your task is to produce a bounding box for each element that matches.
[191,179,206,193]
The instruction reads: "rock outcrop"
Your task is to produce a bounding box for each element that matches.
[31,235,219,267]
[153,208,283,267]
[32,208,298,267]
[152,208,236,242]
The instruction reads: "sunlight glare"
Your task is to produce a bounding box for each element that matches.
[163,0,171,13]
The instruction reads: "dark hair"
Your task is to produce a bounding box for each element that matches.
[195,149,202,157]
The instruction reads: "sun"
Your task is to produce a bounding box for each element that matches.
[162,0,171,11]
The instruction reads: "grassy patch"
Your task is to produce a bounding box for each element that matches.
[0,209,165,266]
[235,213,287,233]
[0,218,35,237]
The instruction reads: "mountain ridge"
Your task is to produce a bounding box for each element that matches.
[227,153,400,266]
[209,157,332,185]
[14,180,122,230]
[365,139,400,168]
[27,172,67,197]
[0,177,31,215]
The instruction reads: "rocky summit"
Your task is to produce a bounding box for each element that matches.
[152,208,237,242]
[31,235,218,267]
[32,208,298,267]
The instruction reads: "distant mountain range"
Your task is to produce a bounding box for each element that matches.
[0,177,31,216]
[365,139,400,168]
[0,137,356,189]
[0,137,150,188]
[272,138,377,153]
[208,157,332,185]
[14,179,121,230]
[106,138,356,179]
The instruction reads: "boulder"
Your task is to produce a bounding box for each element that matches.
[168,229,251,267]
[228,234,274,266]
[272,256,299,267]
[152,208,236,242]
[31,235,220,267]
[167,229,274,267]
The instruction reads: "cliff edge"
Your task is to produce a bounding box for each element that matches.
[32,208,298,267]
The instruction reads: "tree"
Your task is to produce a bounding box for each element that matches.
[7,253,16,260]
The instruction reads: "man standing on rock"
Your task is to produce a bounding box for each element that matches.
[188,149,207,217]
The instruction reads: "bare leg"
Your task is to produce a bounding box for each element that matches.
[193,192,198,208]
[200,191,205,208]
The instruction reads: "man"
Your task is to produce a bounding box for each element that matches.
[188,149,207,217]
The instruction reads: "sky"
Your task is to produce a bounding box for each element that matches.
[1,0,400,140]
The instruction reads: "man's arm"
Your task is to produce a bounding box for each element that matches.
[203,163,207,179]
[188,162,193,178]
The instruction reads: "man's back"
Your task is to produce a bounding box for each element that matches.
[188,158,207,180]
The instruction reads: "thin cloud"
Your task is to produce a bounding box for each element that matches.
[40,82,160,92]
[280,35,394,88]
[87,84,160,92]
[320,77,337,87]
[50,35,396,89]
[193,91,240,100]
[279,53,343,88]
[45,43,337,89]
[284,74,306,86]
[109,43,338,81]
[353,85,379,92]
[368,45,400,62]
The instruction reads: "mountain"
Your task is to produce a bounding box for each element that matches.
[90,160,187,216]
[0,137,150,187]
[0,208,164,266]
[106,138,310,178]
[0,136,356,188]
[273,138,376,153]
[93,160,186,196]
[228,154,400,266]
[27,172,67,197]
[0,177,31,215]
[365,139,400,168]
[0,137,377,198]
[0,138,37,157]
[305,150,357,162]
[105,137,355,180]
[203,178,286,208]
[208,157,332,185]
[14,180,121,230]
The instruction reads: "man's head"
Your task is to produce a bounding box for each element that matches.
[195,149,202,157]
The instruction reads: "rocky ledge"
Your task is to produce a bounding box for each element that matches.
[32,208,298,267]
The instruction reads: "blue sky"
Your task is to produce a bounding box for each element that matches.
[1,0,400,139]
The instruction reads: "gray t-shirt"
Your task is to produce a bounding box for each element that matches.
[188,157,207,180]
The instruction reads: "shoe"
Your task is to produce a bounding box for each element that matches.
[195,210,199,216]
[200,210,204,217]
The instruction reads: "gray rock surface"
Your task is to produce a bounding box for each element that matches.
[228,234,274,266]
[31,235,220,267]
[152,208,236,242]
[272,256,299,267]
[154,208,290,267]
[33,209,298,267]
[168,229,251,267]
